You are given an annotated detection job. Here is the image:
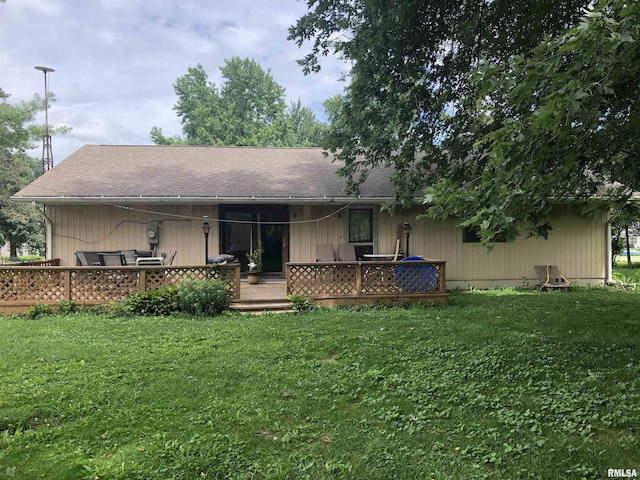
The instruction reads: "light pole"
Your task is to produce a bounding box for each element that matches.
[201,216,210,264]
[34,66,55,172]
[403,222,413,258]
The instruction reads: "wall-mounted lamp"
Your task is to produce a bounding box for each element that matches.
[403,222,413,257]
[201,215,211,264]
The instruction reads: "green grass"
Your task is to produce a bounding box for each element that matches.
[1,289,640,479]
[613,263,640,289]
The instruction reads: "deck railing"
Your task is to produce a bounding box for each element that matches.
[0,263,240,314]
[286,260,448,305]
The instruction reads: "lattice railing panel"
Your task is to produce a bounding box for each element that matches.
[392,263,442,293]
[71,269,140,302]
[0,269,66,301]
[288,264,357,296]
[361,264,402,295]
[156,266,239,298]
[0,264,240,308]
[287,261,445,298]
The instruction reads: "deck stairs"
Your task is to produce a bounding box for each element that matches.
[230,280,294,314]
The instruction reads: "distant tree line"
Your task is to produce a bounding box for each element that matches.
[150,57,327,147]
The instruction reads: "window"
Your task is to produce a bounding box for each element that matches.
[347,208,375,259]
[349,209,373,243]
[463,226,506,243]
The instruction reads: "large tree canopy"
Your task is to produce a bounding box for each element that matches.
[0,89,46,258]
[290,0,638,243]
[151,57,325,147]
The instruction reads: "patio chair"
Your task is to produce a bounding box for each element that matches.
[76,251,101,266]
[316,244,336,262]
[98,252,127,266]
[534,265,571,290]
[338,243,356,261]
[121,249,137,265]
[75,251,90,266]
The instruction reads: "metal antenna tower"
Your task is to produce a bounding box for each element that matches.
[34,66,55,172]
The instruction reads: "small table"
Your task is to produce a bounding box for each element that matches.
[136,257,165,266]
[363,254,396,261]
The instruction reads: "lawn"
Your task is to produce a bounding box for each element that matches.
[1,288,639,479]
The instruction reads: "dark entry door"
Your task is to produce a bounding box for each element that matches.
[220,205,289,274]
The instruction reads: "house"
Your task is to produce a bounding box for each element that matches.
[12,145,611,288]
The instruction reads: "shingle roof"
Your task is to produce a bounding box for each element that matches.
[13,145,396,204]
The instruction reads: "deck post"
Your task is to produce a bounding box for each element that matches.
[64,269,72,302]
[355,262,362,295]
[139,268,146,292]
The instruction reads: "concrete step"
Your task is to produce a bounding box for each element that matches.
[229,300,294,314]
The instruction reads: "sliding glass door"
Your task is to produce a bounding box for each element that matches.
[220,205,289,274]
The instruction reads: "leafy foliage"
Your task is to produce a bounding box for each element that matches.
[290,0,638,244]
[286,293,314,313]
[177,278,229,316]
[0,88,70,257]
[151,57,326,147]
[116,285,180,317]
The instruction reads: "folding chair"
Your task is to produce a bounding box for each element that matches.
[534,265,571,290]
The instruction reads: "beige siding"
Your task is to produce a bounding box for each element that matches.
[49,202,607,287]
[375,205,608,287]
[290,204,607,287]
[49,204,220,266]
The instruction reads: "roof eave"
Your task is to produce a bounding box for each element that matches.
[11,195,395,205]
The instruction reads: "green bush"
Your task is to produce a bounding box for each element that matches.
[177,279,229,316]
[287,294,314,314]
[118,285,180,316]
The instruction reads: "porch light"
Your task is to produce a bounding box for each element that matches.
[202,216,210,264]
[403,222,413,257]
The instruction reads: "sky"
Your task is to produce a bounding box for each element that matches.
[0,0,347,164]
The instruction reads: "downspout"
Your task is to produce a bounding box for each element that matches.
[33,203,53,259]
[606,220,613,285]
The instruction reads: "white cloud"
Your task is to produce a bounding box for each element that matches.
[0,0,346,162]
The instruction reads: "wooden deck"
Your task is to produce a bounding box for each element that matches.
[0,259,449,315]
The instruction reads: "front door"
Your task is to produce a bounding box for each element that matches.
[220,205,289,274]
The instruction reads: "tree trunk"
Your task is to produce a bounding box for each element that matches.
[626,226,632,267]
[9,239,19,262]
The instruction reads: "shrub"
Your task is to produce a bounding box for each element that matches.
[118,285,180,316]
[20,303,55,319]
[287,294,314,314]
[177,279,229,316]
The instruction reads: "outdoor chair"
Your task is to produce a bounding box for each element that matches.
[121,249,137,265]
[338,243,357,261]
[534,265,571,290]
[316,244,336,262]
[98,252,127,266]
[75,252,90,266]
[76,251,101,266]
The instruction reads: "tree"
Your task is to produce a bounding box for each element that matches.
[151,57,326,147]
[0,90,45,259]
[289,0,638,244]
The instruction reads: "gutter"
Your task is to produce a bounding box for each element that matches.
[11,195,397,205]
